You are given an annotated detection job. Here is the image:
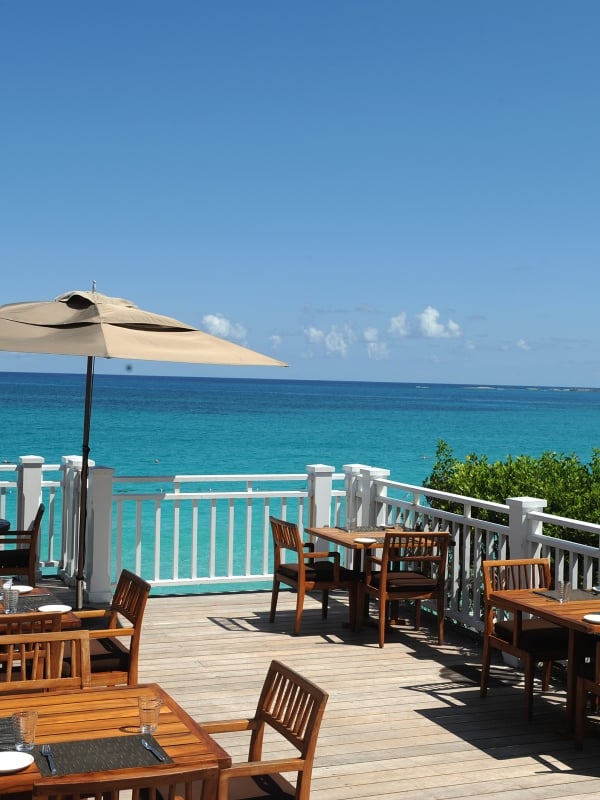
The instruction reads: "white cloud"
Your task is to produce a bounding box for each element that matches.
[516,338,531,351]
[388,313,410,338]
[269,334,282,348]
[417,306,462,338]
[304,327,324,344]
[363,327,388,360]
[304,324,355,357]
[202,313,247,343]
[324,324,355,357]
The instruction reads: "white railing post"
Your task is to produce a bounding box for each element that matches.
[16,456,44,582]
[343,464,368,528]
[60,456,83,581]
[506,496,547,558]
[86,466,115,605]
[306,464,335,527]
[361,466,391,527]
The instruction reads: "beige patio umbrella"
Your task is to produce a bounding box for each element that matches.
[0,288,286,607]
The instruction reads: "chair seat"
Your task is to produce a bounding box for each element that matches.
[368,570,437,592]
[0,549,29,568]
[277,561,356,584]
[224,773,296,800]
[494,618,569,651]
[89,637,130,673]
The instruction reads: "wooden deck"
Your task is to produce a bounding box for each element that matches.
[132,587,600,800]
[41,577,600,798]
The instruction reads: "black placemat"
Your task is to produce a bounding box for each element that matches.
[17,591,60,613]
[0,716,15,751]
[33,734,172,776]
[534,588,594,602]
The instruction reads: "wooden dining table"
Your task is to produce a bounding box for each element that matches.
[488,587,600,730]
[0,587,80,630]
[304,525,389,576]
[0,683,230,800]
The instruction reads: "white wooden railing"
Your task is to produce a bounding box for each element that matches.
[2,456,600,636]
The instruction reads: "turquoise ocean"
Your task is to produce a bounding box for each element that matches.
[2,372,600,485]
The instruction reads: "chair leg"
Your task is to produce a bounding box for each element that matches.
[575,677,589,748]
[294,588,305,635]
[480,638,491,698]
[414,599,421,631]
[541,660,552,691]
[321,589,329,620]
[437,604,445,645]
[524,655,535,721]
[269,579,280,623]
[378,598,387,648]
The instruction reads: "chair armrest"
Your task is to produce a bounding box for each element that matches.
[220,756,305,779]
[305,551,339,562]
[74,609,111,621]
[302,542,315,552]
[197,717,255,734]
[86,627,135,640]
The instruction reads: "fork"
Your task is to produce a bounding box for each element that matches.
[41,744,57,775]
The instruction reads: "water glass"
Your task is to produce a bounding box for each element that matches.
[558,581,571,603]
[138,696,162,733]
[3,587,19,614]
[12,710,37,751]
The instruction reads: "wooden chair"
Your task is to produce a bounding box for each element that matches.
[33,763,209,800]
[0,502,45,586]
[480,558,569,719]
[0,610,62,636]
[199,659,329,800]
[0,629,91,692]
[74,568,151,686]
[269,516,359,635]
[361,530,451,647]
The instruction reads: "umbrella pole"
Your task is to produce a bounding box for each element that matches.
[76,355,94,610]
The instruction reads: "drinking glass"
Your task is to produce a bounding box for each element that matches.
[558,581,571,603]
[138,696,162,733]
[12,710,37,751]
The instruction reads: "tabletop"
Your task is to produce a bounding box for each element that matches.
[488,587,600,635]
[0,587,80,630]
[0,683,230,799]
[305,526,391,549]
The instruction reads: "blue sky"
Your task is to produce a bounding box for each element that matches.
[1,1,599,387]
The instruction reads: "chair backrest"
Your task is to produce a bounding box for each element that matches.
[482,558,552,598]
[248,660,328,798]
[0,503,45,584]
[0,629,91,692]
[378,531,451,584]
[106,569,151,629]
[270,517,304,564]
[0,610,62,636]
[33,762,207,800]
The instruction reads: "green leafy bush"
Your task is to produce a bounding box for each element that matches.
[424,440,600,544]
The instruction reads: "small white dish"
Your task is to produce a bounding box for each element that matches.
[583,613,600,624]
[355,537,377,544]
[0,751,34,773]
[38,604,72,613]
[13,585,33,594]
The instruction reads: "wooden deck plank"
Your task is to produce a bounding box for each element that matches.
[131,588,600,799]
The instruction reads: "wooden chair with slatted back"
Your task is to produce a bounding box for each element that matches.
[0,629,91,692]
[480,558,569,719]
[361,530,451,647]
[199,659,328,800]
[0,503,45,586]
[269,516,360,635]
[33,762,210,800]
[74,568,151,686]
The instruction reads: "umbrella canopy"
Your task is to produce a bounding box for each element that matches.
[0,289,286,607]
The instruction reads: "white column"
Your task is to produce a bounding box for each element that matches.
[86,466,114,605]
[16,456,44,582]
[306,464,335,527]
